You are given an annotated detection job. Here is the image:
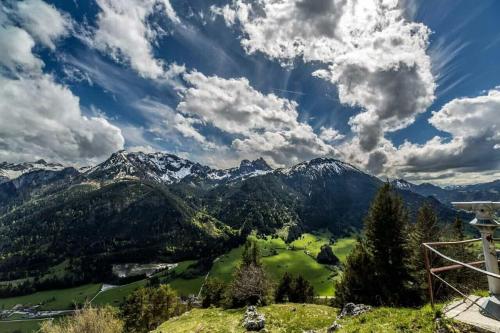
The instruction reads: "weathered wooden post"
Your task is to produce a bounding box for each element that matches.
[452,201,500,320]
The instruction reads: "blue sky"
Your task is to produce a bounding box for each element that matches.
[0,0,499,185]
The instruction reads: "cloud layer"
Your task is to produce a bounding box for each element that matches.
[0,0,124,164]
[176,71,337,167]
[395,89,500,176]
[93,0,180,79]
[214,0,435,174]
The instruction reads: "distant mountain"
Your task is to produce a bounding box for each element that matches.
[391,179,500,205]
[0,151,463,283]
[85,150,272,185]
[0,160,64,183]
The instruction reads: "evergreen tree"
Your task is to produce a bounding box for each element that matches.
[333,241,376,306]
[289,275,314,303]
[275,273,315,303]
[275,272,293,303]
[453,216,465,241]
[407,202,440,302]
[335,183,415,306]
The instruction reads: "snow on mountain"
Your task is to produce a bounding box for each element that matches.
[85,150,210,184]
[85,151,273,185]
[208,157,273,182]
[0,160,65,182]
[278,157,360,179]
[390,179,416,191]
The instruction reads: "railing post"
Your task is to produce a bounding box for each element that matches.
[423,244,434,309]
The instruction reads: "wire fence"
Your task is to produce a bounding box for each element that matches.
[422,238,500,318]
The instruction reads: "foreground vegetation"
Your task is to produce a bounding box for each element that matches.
[153,303,454,333]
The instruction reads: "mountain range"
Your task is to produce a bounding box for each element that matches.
[0,150,490,284]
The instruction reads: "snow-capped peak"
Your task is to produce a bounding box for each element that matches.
[0,160,65,182]
[278,157,360,178]
[85,150,211,184]
[390,179,416,191]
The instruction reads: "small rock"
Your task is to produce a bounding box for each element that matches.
[327,321,342,332]
[339,303,372,318]
[242,305,266,331]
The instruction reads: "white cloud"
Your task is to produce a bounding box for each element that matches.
[176,71,337,167]
[0,25,43,73]
[215,0,435,172]
[319,127,345,142]
[394,89,500,175]
[13,0,71,50]
[0,75,124,163]
[133,98,208,145]
[93,0,180,79]
[0,0,124,164]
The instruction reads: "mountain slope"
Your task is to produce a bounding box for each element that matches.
[0,151,462,284]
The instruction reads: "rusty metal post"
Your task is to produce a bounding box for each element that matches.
[423,244,434,308]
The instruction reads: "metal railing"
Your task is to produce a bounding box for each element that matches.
[422,238,500,313]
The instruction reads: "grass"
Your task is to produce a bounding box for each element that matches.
[153,303,451,333]
[0,284,101,311]
[0,319,43,333]
[0,234,356,310]
[291,231,356,263]
[210,235,356,296]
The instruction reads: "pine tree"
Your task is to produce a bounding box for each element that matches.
[275,272,293,303]
[453,216,465,241]
[334,241,376,306]
[407,202,440,302]
[335,183,415,306]
[289,275,314,303]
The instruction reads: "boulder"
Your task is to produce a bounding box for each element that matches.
[327,321,342,332]
[242,305,266,331]
[339,303,372,318]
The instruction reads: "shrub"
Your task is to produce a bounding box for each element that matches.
[275,273,315,303]
[40,305,123,333]
[201,278,226,307]
[121,284,187,333]
[226,239,272,307]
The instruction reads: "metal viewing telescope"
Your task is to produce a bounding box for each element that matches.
[452,201,500,319]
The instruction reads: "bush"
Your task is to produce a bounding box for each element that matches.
[40,305,123,333]
[275,273,314,303]
[200,278,226,307]
[121,284,187,333]
[226,239,272,307]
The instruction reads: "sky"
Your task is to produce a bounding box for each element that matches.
[0,0,499,185]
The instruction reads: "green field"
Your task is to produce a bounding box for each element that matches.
[0,283,101,311]
[153,303,451,333]
[208,234,356,296]
[291,232,356,262]
[0,234,356,313]
[0,319,43,333]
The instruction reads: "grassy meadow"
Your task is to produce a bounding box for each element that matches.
[0,319,43,333]
[0,283,101,311]
[153,303,454,333]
